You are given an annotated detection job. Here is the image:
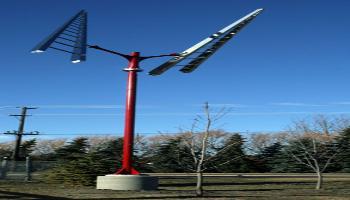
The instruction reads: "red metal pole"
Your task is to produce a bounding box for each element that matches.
[116,52,140,175]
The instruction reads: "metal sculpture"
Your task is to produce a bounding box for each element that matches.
[31,8,263,175]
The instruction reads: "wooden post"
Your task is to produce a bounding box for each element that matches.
[25,156,32,181]
[0,157,8,179]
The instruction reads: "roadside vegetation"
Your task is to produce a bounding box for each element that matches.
[1,104,350,197]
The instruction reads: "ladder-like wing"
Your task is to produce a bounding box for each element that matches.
[148,8,263,76]
[71,12,88,63]
[31,10,88,63]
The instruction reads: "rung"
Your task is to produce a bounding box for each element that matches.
[49,46,74,54]
[71,21,81,27]
[54,41,76,48]
[57,36,76,43]
[65,29,79,35]
[61,32,77,38]
[67,26,80,32]
[69,23,81,29]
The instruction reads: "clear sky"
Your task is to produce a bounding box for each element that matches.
[1,0,350,141]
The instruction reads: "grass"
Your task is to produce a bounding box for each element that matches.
[0,175,350,199]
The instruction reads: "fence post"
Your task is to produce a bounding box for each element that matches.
[0,157,8,179]
[25,156,32,181]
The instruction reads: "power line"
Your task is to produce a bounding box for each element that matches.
[1,131,288,137]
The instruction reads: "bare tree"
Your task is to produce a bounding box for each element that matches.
[31,139,67,156]
[0,142,13,158]
[285,115,347,189]
[88,136,117,150]
[248,132,288,154]
[181,102,240,196]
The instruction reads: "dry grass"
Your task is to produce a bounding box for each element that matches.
[0,175,350,199]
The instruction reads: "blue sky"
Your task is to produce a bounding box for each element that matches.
[1,0,350,141]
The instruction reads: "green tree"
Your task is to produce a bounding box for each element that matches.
[19,139,37,159]
[46,138,124,186]
[336,127,350,172]
[46,137,90,185]
[151,137,193,172]
[132,135,154,173]
[90,138,124,173]
[211,133,249,172]
[55,137,89,160]
[258,142,283,172]
[271,141,311,173]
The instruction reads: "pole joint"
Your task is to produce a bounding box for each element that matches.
[123,68,143,72]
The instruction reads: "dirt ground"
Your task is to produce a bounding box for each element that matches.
[0,175,350,199]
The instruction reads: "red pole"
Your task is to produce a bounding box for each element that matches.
[116,52,140,175]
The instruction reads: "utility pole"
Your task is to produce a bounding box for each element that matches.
[3,107,39,161]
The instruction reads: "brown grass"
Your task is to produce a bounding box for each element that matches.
[0,175,349,199]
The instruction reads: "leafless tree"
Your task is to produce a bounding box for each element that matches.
[0,142,13,158]
[285,115,348,189]
[88,136,117,150]
[28,139,66,156]
[248,132,288,154]
[180,102,240,196]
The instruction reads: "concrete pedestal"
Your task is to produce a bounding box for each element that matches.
[96,174,158,190]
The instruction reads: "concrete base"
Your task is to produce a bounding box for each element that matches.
[96,174,158,190]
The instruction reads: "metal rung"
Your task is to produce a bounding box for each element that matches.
[49,46,74,54]
[61,32,77,38]
[57,36,76,43]
[65,29,79,35]
[67,26,80,32]
[71,22,81,27]
[69,23,81,29]
[54,41,77,48]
